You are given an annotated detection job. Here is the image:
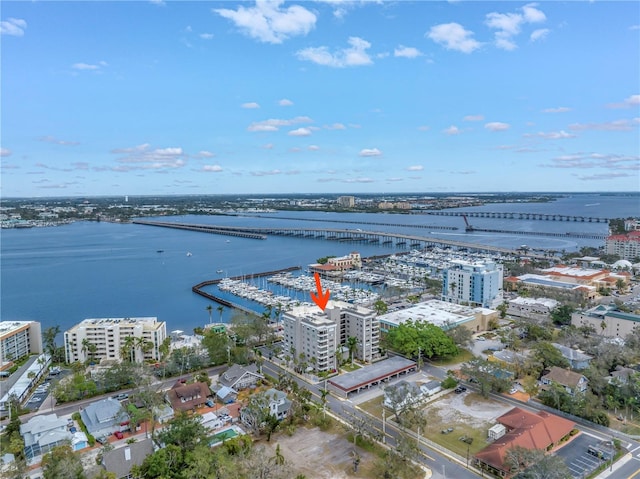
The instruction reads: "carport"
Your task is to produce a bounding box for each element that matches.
[327,356,417,399]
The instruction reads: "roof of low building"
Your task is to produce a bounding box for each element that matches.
[541,366,586,388]
[103,438,153,478]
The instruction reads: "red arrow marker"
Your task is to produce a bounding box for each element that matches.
[310,272,330,311]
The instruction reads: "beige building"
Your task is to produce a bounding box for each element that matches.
[507,297,559,321]
[0,321,42,370]
[64,317,167,364]
[337,196,355,208]
[606,231,640,261]
[282,301,380,372]
[571,305,640,338]
[378,299,497,335]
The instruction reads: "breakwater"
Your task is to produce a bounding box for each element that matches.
[192,266,302,313]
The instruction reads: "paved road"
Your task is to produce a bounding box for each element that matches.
[261,360,480,479]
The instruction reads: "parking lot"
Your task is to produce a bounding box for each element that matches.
[555,433,607,479]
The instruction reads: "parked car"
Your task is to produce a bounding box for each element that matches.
[112,393,128,401]
[113,431,124,439]
[205,399,214,408]
[454,386,467,394]
[96,436,108,445]
[441,427,454,434]
[509,387,518,394]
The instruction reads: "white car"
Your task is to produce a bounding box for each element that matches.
[509,387,518,394]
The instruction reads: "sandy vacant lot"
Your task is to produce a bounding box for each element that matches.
[263,426,376,479]
[431,391,513,428]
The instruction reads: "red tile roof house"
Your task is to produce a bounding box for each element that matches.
[166,381,211,413]
[474,407,575,477]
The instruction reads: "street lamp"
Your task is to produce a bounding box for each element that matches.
[382,404,386,444]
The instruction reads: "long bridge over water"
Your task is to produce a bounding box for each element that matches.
[133,219,554,259]
[417,211,609,223]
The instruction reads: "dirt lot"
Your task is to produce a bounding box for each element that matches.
[433,391,512,428]
[263,426,377,479]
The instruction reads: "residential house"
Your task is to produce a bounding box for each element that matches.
[541,366,588,395]
[211,385,237,404]
[21,413,87,460]
[607,365,638,386]
[263,388,292,421]
[551,343,593,370]
[80,398,129,439]
[166,380,211,413]
[475,407,575,477]
[201,411,225,431]
[102,437,153,479]
[383,380,441,411]
[218,364,264,391]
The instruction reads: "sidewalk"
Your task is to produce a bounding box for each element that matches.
[592,453,632,479]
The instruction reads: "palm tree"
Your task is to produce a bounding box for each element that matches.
[217,305,224,323]
[121,336,136,362]
[81,338,91,363]
[347,336,358,366]
[449,280,457,300]
[206,305,213,324]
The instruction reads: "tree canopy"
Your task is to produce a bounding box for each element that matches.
[384,320,458,360]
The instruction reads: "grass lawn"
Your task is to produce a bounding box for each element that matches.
[359,393,490,458]
[428,348,473,367]
[341,362,363,373]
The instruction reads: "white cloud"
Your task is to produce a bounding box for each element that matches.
[1,148,12,157]
[325,123,346,130]
[342,177,375,183]
[39,136,80,146]
[202,164,223,172]
[444,125,461,135]
[358,148,382,157]
[542,106,571,113]
[394,45,422,59]
[406,165,423,171]
[250,169,282,176]
[195,150,215,158]
[200,33,214,40]
[72,62,106,71]
[569,118,640,131]
[1,18,27,36]
[297,36,373,67]
[530,28,549,42]
[278,98,294,106]
[630,25,640,31]
[485,122,510,131]
[526,130,576,139]
[247,116,313,132]
[522,3,546,23]
[308,145,320,151]
[427,23,481,53]
[486,3,547,50]
[606,94,640,109]
[463,114,484,121]
[242,102,260,109]
[288,127,312,136]
[214,0,316,44]
[110,143,187,170]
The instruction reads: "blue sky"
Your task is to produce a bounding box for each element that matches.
[1,1,639,197]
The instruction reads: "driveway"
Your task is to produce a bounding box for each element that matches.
[471,337,504,359]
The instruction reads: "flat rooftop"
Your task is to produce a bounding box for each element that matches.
[377,299,477,328]
[329,356,416,392]
[0,321,35,337]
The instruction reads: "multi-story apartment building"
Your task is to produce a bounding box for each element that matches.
[282,306,338,372]
[325,301,380,363]
[337,196,355,208]
[606,231,640,261]
[64,317,167,364]
[442,260,503,308]
[282,301,380,372]
[0,321,42,368]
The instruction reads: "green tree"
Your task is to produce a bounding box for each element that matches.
[43,325,61,360]
[532,342,569,370]
[202,329,232,365]
[385,319,458,361]
[551,305,574,326]
[496,303,508,319]
[373,299,388,315]
[206,304,213,324]
[445,324,473,349]
[347,336,358,366]
[41,444,85,479]
[155,412,209,450]
[461,358,512,397]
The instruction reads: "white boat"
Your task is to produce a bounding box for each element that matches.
[186,252,192,257]
[226,240,231,243]
[217,269,224,274]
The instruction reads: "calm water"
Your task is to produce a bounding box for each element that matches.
[1,193,638,335]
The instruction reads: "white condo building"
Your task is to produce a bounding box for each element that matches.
[282,301,379,372]
[64,317,167,364]
[0,321,43,368]
[442,259,503,308]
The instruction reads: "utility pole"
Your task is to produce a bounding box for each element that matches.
[382,405,386,444]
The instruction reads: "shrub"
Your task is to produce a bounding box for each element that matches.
[441,376,458,389]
